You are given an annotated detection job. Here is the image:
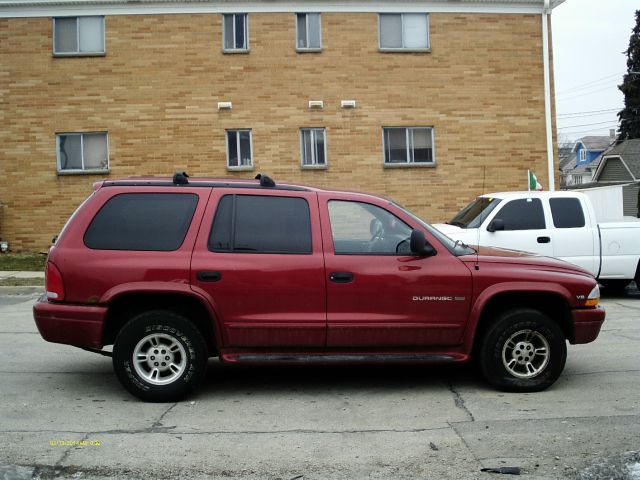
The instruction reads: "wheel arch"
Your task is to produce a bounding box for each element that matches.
[468,290,573,357]
[103,291,220,356]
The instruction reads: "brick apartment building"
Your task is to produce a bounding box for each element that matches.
[0,0,563,251]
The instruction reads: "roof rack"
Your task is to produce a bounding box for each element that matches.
[255,173,276,188]
[173,171,190,185]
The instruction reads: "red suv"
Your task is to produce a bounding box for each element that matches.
[34,173,605,402]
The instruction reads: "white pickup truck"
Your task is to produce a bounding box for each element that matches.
[434,191,640,290]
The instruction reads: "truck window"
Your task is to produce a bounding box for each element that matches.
[492,198,546,231]
[84,193,198,251]
[328,200,411,254]
[550,198,586,228]
[209,195,312,254]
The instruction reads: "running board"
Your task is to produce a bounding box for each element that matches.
[223,353,460,364]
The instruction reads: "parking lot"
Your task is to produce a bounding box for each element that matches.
[0,289,638,480]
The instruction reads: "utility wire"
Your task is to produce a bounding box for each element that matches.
[555,71,624,96]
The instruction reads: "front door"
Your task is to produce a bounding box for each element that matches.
[191,191,326,348]
[320,195,472,348]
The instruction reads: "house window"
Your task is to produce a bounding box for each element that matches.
[379,14,429,50]
[56,133,109,173]
[300,128,326,168]
[296,13,321,50]
[579,149,587,162]
[53,17,105,55]
[223,14,248,51]
[226,130,253,169]
[383,127,434,166]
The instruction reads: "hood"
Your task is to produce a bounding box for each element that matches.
[460,245,594,277]
[432,223,469,236]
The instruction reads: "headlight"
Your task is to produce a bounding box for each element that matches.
[585,284,600,307]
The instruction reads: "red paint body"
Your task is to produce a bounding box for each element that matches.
[33,177,605,362]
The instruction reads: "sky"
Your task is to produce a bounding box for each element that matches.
[552,0,638,144]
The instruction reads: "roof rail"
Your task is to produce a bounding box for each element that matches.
[173,171,190,185]
[255,173,275,188]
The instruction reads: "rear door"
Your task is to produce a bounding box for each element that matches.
[191,190,326,347]
[548,196,597,275]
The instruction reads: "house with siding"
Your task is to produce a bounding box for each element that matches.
[592,139,640,217]
[561,133,615,187]
[0,0,563,250]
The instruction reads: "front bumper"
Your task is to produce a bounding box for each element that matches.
[33,294,107,349]
[570,306,605,344]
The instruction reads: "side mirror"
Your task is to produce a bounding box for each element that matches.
[410,230,437,257]
[487,218,505,233]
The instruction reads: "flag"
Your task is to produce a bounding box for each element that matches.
[528,170,543,191]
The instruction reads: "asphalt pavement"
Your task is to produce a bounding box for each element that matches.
[0,287,638,480]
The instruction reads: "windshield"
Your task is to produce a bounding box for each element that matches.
[449,197,502,229]
[392,202,476,256]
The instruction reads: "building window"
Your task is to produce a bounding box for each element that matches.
[300,128,326,168]
[379,13,429,50]
[223,14,248,51]
[53,17,105,55]
[226,130,253,169]
[296,13,321,50]
[56,132,109,174]
[383,127,434,166]
[579,149,587,162]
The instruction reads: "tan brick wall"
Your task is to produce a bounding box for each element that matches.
[0,12,555,251]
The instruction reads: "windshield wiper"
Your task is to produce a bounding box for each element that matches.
[454,239,477,253]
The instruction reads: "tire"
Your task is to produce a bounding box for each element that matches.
[599,279,631,292]
[113,310,207,402]
[479,309,566,392]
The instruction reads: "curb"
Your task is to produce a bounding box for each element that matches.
[0,286,44,296]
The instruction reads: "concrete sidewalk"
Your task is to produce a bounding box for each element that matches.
[0,271,44,280]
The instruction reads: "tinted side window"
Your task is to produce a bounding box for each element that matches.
[492,198,545,230]
[328,200,411,254]
[550,198,586,228]
[84,193,198,251]
[209,195,312,254]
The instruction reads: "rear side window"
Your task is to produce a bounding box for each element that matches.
[550,198,586,228]
[84,193,198,251]
[492,198,546,230]
[209,195,312,254]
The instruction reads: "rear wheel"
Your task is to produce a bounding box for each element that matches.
[113,310,207,402]
[480,309,566,392]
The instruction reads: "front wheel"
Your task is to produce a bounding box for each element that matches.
[479,309,566,392]
[113,310,207,402]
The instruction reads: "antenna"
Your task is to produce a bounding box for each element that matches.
[475,166,486,271]
[255,173,276,188]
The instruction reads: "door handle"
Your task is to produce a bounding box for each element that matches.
[537,236,551,244]
[329,272,354,283]
[197,271,222,282]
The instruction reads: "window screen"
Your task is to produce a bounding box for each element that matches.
[84,193,198,251]
[492,198,546,231]
[209,195,312,254]
[550,198,585,228]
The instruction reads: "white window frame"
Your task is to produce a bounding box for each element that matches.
[300,128,327,169]
[226,129,253,171]
[52,16,106,56]
[295,13,322,52]
[382,127,436,167]
[378,13,430,52]
[579,149,587,162]
[222,13,249,52]
[56,132,110,174]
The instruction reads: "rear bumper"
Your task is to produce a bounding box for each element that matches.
[33,295,107,349]
[570,306,605,344]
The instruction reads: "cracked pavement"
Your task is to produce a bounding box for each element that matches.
[0,290,638,480]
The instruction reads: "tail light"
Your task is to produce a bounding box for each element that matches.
[46,262,65,301]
